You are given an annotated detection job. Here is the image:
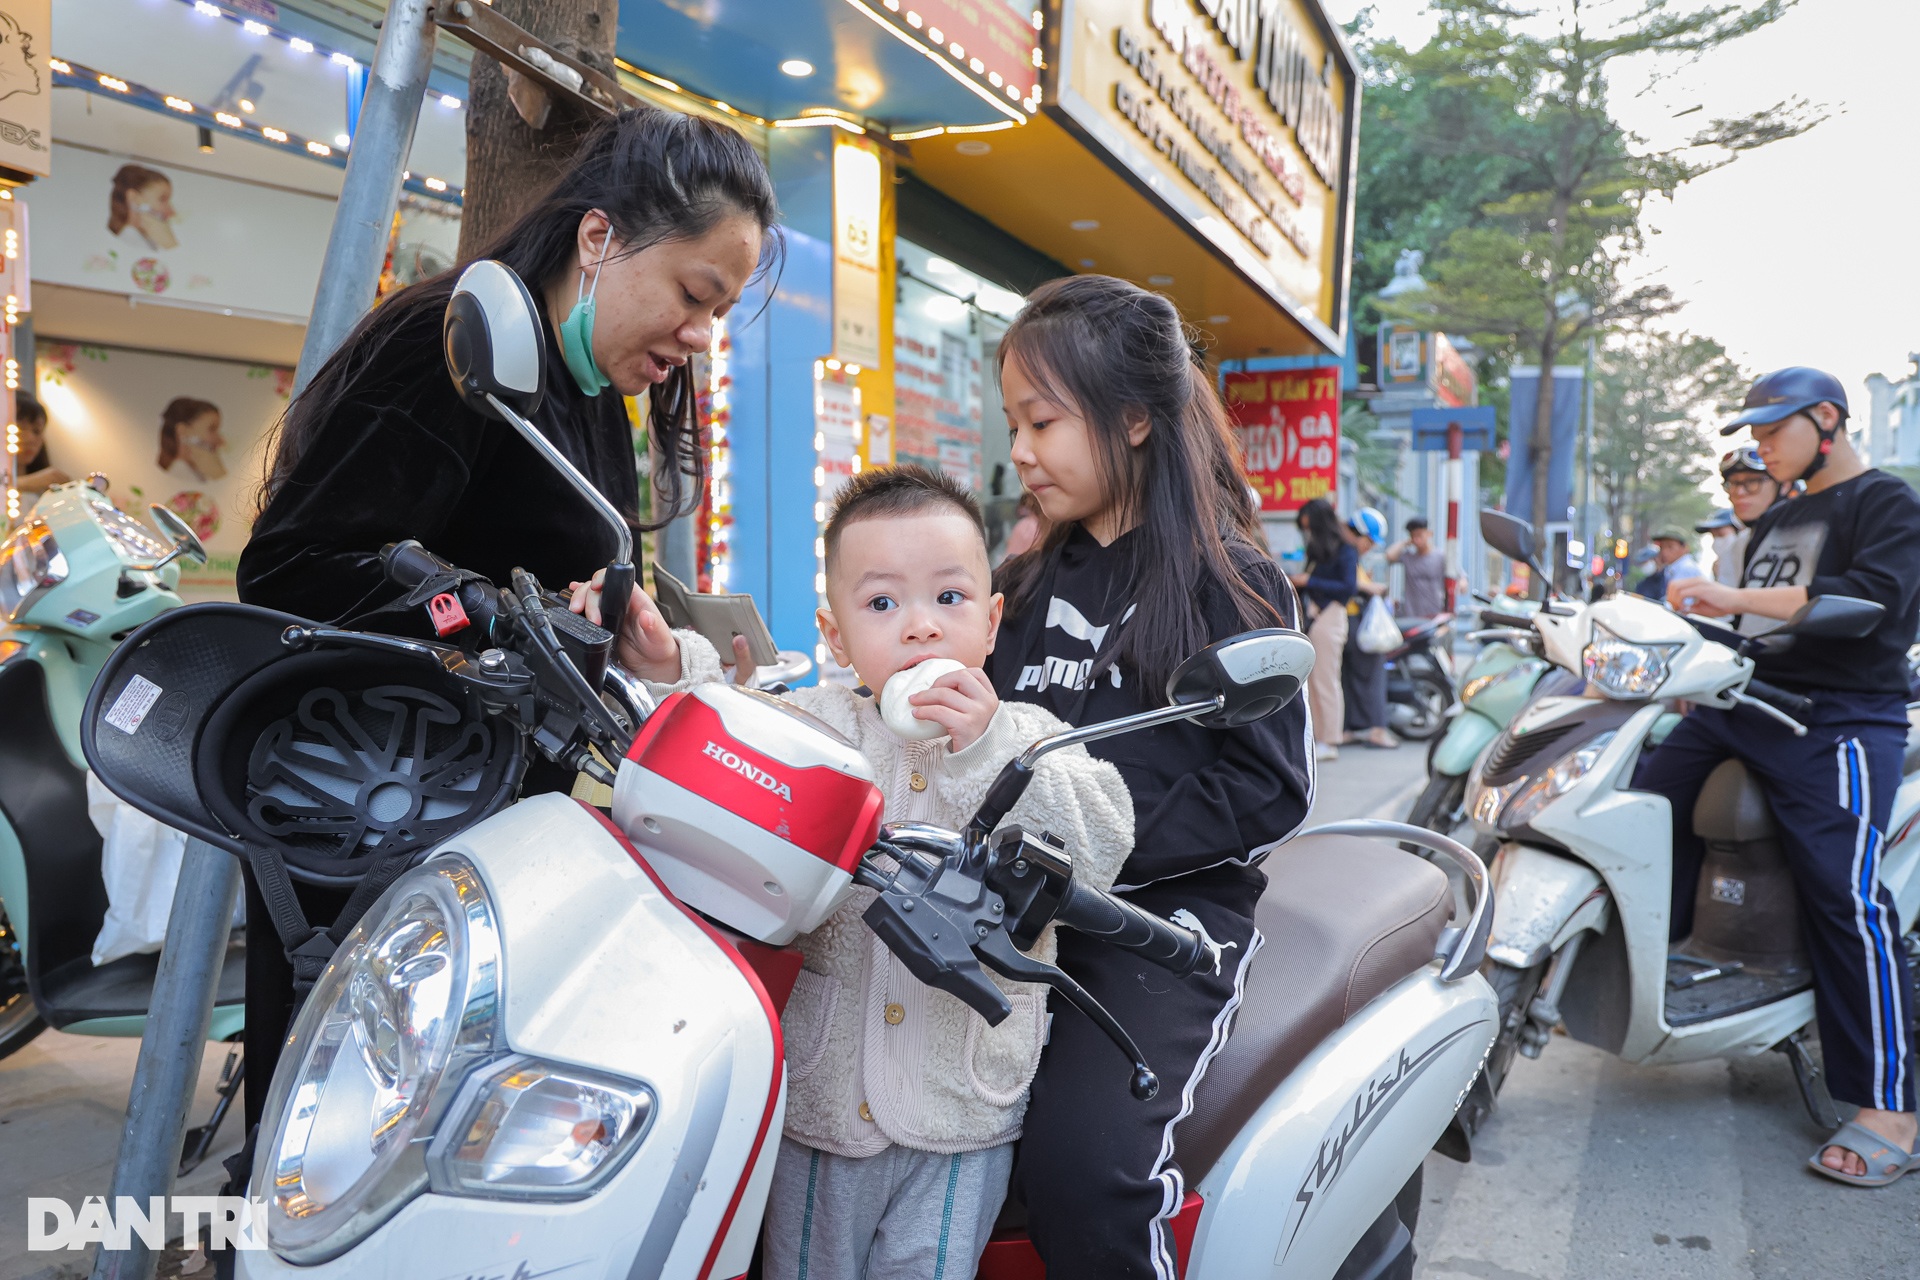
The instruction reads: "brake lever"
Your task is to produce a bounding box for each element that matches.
[973,931,1160,1101]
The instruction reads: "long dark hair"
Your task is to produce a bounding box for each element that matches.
[258,106,780,525]
[997,275,1283,700]
[1296,497,1344,568]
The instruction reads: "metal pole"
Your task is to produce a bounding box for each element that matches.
[292,0,440,394]
[1444,421,1462,614]
[90,840,241,1280]
[1582,335,1596,585]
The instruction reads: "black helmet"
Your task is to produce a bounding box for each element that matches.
[84,603,525,888]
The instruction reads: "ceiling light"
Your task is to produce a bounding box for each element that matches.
[954,140,991,156]
[1070,219,1099,231]
[924,295,967,323]
[780,59,814,77]
[440,94,462,108]
[239,98,255,112]
[334,133,351,147]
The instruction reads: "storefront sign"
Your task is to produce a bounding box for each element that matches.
[877,0,1042,111]
[832,137,883,367]
[1224,366,1338,512]
[0,1,51,178]
[33,342,294,593]
[1054,0,1356,342]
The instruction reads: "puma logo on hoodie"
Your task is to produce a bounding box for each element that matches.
[1015,599,1135,692]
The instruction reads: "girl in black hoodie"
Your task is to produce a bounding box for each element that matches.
[986,276,1314,1279]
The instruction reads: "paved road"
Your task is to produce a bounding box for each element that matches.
[7,738,1914,1279]
[1305,745,1920,1280]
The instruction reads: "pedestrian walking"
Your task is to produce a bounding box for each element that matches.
[1289,497,1355,761]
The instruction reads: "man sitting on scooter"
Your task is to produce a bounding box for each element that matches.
[1642,366,1920,1186]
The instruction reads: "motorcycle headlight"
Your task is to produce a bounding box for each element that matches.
[1467,776,1524,829]
[254,857,500,1263]
[1503,732,1616,829]
[0,520,67,621]
[1582,623,1679,698]
[429,1058,654,1198]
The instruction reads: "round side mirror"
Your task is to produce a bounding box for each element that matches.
[1166,628,1316,728]
[445,260,545,422]
[147,503,208,567]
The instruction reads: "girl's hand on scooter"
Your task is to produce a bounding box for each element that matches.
[570,570,682,682]
[908,667,1000,751]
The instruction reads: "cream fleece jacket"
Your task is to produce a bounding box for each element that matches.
[658,634,1134,1156]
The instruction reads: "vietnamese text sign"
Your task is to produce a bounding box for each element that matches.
[831,137,882,367]
[1225,366,1339,512]
[1056,0,1357,340]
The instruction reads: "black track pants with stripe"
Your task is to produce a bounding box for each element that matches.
[1013,875,1263,1280]
[1635,692,1915,1113]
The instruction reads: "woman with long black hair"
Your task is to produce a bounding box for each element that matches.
[1291,496,1357,761]
[235,106,780,1129]
[987,275,1314,1280]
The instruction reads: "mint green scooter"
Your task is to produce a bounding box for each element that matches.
[1405,597,1573,832]
[0,479,245,1058]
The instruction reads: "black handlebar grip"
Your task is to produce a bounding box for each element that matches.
[381,539,456,589]
[1054,879,1207,976]
[1746,678,1814,722]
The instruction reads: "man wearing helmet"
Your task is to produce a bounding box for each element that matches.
[1642,368,1920,1185]
[1699,446,1785,587]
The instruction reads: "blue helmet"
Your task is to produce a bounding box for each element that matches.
[1720,366,1849,436]
[1348,507,1388,544]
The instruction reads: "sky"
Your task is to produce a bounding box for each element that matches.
[1326,0,1920,449]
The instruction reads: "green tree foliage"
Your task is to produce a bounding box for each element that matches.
[1589,328,1748,547]
[1373,0,1815,529]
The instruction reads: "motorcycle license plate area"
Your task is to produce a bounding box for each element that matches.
[613,684,886,944]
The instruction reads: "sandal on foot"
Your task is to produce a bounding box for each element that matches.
[1807,1120,1920,1187]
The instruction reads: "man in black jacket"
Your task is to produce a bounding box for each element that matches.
[1643,367,1920,1185]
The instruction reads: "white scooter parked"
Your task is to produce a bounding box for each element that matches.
[1449,510,1920,1141]
[83,262,1498,1280]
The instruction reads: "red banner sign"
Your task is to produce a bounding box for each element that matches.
[1224,368,1340,513]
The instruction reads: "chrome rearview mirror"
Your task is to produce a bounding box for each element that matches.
[1166,628,1316,728]
[140,503,208,570]
[445,260,635,626]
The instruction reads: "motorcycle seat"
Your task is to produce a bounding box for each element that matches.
[1397,617,1442,641]
[1175,834,1452,1185]
[1692,758,1776,841]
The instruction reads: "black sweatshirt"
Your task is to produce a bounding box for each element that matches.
[987,526,1315,896]
[1738,469,1920,694]
[238,299,639,625]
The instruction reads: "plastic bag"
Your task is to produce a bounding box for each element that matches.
[1356,595,1404,655]
[87,772,189,967]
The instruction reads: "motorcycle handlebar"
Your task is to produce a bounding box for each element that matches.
[1052,878,1206,976]
[1744,678,1815,722]
[380,538,456,589]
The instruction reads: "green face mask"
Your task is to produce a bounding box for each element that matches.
[558,230,613,397]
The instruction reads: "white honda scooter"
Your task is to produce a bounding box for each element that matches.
[1448,510,1920,1141]
[83,262,1498,1280]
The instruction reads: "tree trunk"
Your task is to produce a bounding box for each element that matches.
[455,0,619,264]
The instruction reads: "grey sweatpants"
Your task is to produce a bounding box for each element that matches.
[762,1136,1014,1280]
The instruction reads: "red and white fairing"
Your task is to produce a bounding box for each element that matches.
[614,684,886,944]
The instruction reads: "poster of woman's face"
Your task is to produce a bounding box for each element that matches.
[157,396,225,482]
[108,163,177,252]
